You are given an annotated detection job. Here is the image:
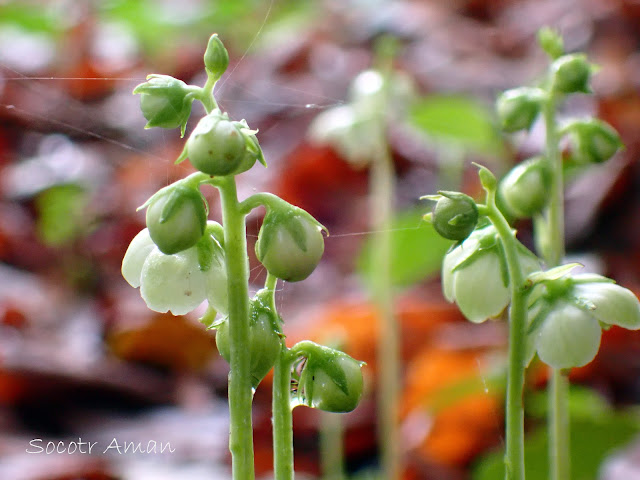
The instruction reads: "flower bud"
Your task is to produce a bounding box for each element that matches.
[432,192,478,241]
[498,157,551,218]
[145,185,207,255]
[296,343,364,413]
[496,87,543,132]
[566,119,622,164]
[204,34,229,80]
[256,206,325,282]
[537,27,564,59]
[215,301,281,388]
[551,54,592,94]
[186,110,248,176]
[133,75,194,136]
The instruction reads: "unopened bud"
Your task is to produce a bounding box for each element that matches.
[204,34,229,80]
[551,54,592,94]
[496,87,543,132]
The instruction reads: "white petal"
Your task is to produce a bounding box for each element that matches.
[441,235,482,302]
[536,303,601,369]
[205,249,228,315]
[140,247,207,315]
[122,228,155,288]
[573,282,640,330]
[454,252,510,323]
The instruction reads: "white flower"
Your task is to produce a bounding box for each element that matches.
[535,302,601,369]
[571,275,640,330]
[122,227,228,316]
[442,225,540,323]
[529,272,640,369]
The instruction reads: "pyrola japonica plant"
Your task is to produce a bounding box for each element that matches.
[424,27,640,480]
[121,34,364,480]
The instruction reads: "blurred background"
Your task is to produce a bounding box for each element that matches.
[2,0,640,479]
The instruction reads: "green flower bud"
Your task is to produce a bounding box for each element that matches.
[215,300,281,388]
[566,119,622,164]
[551,54,592,94]
[145,185,207,255]
[498,157,552,218]
[431,192,478,241]
[496,87,543,132]
[442,226,540,323]
[186,110,264,176]
[204,33,229,80]
[256,206,325,282]
[133,74,195,136]
[296,342,364,413]
[537,27,564,59]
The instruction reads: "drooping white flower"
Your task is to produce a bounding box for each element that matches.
[442,225,540,323]
[535,302,602,369]
[121,226,228,316]
[528,272,640,369]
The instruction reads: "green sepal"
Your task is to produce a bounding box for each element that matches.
[174,144,189,165]
[526,263,583,286]
[198,305,219,329]
[474,163,497,193]
[196,231,224,272]
[204,220,225,248]
[301,343,350,397]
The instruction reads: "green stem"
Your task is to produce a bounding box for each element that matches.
[218,176,255,480]
[542,90,571,480]
[549,369,569,480]
[264,272,295,480]
[200,73,219,113]
[320,412,345,480]
[370,89,400,480]
[483,192,527,480]
[273,347,294,480]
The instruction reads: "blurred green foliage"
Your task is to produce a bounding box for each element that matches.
[473,387,640,480]
[357,208,453,290]
[409,95,505,157]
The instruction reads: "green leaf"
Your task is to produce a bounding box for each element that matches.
[357,208,454,289]
[35,184,87,247]
[409,96,505,156]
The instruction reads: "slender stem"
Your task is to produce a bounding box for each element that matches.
[320,412,345,480]
[273,346,294,480]
[200,73,219,113]
[543,92,565,267]
[484,192,527,480]
[265,272,295,480]
[549,369,569,480]
[365,39,401,480]
[542,90,571,480]
[370,92,401,480]
[238,192,287,217]
[218,176,255,480]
